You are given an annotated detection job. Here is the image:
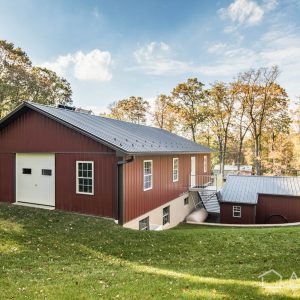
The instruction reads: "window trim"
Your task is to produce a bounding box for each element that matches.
[204,155,208,173]
[143,160,153,191]
[139,217,149,230]
[163,206,170,225]
[172,157,179,182]
[76,161,94,195]
[233,206,241,218]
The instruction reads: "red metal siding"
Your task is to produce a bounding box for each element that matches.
[220,203,256,224]
[0,109,117,218]
[0,154,14,203]
[56,153,117,218]
[256,194,300,224]
[0,109,114,153]
[123,153,210,223]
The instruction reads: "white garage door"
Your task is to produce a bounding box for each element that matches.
[16,153,55,207]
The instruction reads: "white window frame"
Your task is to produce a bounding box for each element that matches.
[76,161,94,195]
[204,155,208,173]
[143,160,153,191]
[172,158,179,182]
[233,206,241,218]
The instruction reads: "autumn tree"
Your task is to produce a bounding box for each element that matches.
[239,66,290,175]
[171,78,209,141]
[0,40,72,118]
[231,81,253,169]
[208,82,236,177]
[152,94,178,132]
[108,96,149,124]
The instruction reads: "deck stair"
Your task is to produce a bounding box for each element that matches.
[198,190,220,214]
[189,191,204,209]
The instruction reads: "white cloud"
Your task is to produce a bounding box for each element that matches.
[73,50,112,81]
[207,43,228,54]
[41,49,113,82]
[133,42,192,75]
[41,54,73,76]
[219,0,277,26]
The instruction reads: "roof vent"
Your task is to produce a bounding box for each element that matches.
[75,107,93,115]
[57,104,76,111]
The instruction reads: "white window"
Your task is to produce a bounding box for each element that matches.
[163,206,170,225]
[139,217,149,230]
[143,160,153,191]
[173,158,179,182]
[76,161,94,195]
[204,155,207,173]
[233,206,241,218]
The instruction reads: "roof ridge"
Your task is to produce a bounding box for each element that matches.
[10,101,214,155]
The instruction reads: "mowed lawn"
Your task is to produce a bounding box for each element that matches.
[0,204,300,300]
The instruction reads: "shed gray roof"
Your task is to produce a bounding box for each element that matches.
[1,102,212,155]
[219,175,300,204]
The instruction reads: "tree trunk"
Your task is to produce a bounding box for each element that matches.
[191,126,196,142]
[237,142,243,171]
[255,135,262,175]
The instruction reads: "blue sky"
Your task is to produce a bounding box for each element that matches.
[0,0,300,113]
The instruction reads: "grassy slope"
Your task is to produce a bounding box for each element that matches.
[0,204,300,300]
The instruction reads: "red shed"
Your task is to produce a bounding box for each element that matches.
[218,175,300,224]
[0,102,212,230]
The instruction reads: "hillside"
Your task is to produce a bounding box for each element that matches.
[0,203,299,299]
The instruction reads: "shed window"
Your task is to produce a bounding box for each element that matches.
[233,206,241,218]
[163,206,170,225]
[143,160,153,191]
[173,158,179,182]
[76,161,94,195]
[204,156,208,173]
[22,168,31,175]
[139,217,149,230]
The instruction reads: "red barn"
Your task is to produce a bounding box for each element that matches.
[0,102,212,230]
[218,175,300,224]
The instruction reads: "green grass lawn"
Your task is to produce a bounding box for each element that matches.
[0,203,300,300]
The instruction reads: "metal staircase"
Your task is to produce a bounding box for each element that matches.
[188,174,221,215]
[189,191,204,209]
[198,190,220,214]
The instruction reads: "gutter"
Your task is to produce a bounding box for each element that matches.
[117,156,135,225]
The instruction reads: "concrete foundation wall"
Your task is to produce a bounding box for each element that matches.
[123,192,194,230]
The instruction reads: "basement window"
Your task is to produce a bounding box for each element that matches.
[143,160,153,191]
[184,197,189,206]
[42,169,52,176]
[233,206,241,218]
[163,206,170,225]
[173,158,179,182]
[76,161,94,195]
[22,168,32,175]
[139,217,149,230]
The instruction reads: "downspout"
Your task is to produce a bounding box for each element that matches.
[117,156,135,225]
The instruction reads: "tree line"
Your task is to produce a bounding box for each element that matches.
[1,40,299,177]
[0,40,72,118]
[107,66,298,177]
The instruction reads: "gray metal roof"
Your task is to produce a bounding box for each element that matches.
[12,102,212,155]
[219,175,300,204]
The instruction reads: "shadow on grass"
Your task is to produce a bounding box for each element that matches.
[0,203,299,299]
